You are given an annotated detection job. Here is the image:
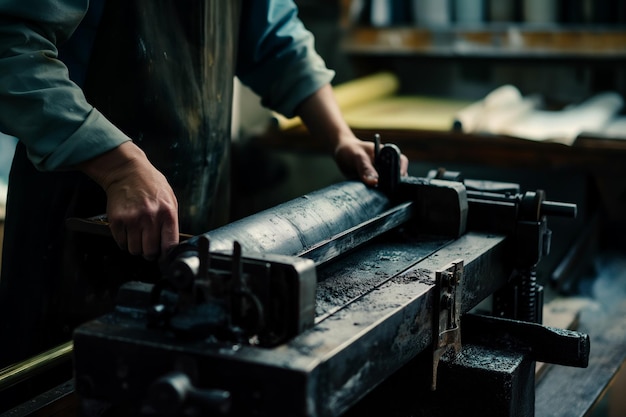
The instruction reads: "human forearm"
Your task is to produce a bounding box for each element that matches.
[295,83,356,152]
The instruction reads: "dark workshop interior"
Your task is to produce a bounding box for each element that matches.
[1,0,626,416]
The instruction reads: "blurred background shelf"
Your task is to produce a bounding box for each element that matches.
[341,26,626,59]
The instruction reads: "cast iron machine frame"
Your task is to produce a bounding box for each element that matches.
[72,138,588,417]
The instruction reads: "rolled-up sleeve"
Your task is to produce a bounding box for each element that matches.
[236,0,335,118]
[0,0,130,171]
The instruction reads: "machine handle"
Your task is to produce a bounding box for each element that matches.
[147,372,231,416]
[540,201,577,218]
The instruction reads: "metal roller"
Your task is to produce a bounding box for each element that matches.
[184,181,392,258]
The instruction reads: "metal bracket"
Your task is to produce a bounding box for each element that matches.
[149,237,318,347]
[432,259,463,390]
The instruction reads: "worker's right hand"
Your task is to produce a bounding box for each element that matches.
[78,141,179,260]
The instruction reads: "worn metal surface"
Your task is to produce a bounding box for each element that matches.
[433,343,535,417]
[431,260,463,390]
[157,247,318,346]
[342,341,535,417]
[186,181,392,257]
[74,231,511,417]
[74,178,584,416]
[299,201,414,267]
[67,170,587,416]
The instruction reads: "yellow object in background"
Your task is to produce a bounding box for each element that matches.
[272,71,471,131]
[272,72,400,130]
[333,71,401,110]
[343,96,472,131]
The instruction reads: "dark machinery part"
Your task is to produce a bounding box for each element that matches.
[374,133,402,194]
[73,232,510,417]
[430,168,577,324]
[431,260,463,391]
[145,372,231,416]
[158,168,467,348]
[417,313,590,417]
[71,142,588,417]
[340,309,590,417]
[157,238,317,346]
[462,313,590,368]
[492,189,559,323]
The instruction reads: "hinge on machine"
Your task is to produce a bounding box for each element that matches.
[432,259,463,390]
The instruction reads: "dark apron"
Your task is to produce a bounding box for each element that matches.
[0,0,240,366]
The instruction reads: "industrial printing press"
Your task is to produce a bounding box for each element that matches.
[1,141,590,417]
[62,139,589,417]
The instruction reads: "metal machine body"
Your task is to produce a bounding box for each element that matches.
[72,143,587,417]
[75,232,511,417]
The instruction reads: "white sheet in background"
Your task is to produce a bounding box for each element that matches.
[453,85,541,134]
[502,92,624,145]
[454,86,624,145]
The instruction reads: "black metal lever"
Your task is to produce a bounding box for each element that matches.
[462,313,590,368]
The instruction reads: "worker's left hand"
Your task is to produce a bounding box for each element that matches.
[334,136,408,187]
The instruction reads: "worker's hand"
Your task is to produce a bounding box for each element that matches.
[294,84,408,188]
[79,141,179,260]
[334,136,409,187]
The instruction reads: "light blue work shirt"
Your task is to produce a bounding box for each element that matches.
[0,0,334,171]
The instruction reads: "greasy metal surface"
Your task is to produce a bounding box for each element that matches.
[74,232,511,417]
[299,201,414,267]
[159,248,318,346]
[313,233,450,320]
[342,342,534,417]
[190,181,392,257]
[438,343,535,417]
[84,0,240,232]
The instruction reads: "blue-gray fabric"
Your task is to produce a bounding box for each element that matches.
[0,0,334,171]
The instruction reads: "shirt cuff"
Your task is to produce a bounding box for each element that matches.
[32,108,131,171]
